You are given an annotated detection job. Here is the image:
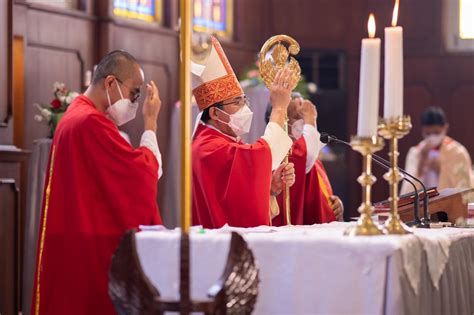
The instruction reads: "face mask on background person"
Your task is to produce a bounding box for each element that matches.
[290,119,304,139]
[424,133,445,148]
[106,79,138,126]
[216,105,254,137]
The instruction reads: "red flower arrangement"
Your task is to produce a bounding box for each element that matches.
[34,82,79,137]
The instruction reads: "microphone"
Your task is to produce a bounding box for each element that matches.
[320,133,430,228]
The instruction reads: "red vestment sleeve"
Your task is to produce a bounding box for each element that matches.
[192,125,273,228]
[32,96,161,315]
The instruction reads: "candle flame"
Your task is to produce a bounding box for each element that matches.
[368,14,376,38]
[392,0,399,27]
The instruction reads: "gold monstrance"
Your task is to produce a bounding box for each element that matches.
[259,35,302,225]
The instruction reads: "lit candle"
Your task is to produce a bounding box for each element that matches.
[384,0,403,118]
[357,14,381,137]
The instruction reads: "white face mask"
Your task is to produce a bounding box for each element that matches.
[217,105,254,137]
[290,119,304,139]
[106,80,138,126]
[425,133,445,147]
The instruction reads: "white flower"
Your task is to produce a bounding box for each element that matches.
[59,95,67,103]
[66,93,77,104]
[40,108,52,120]
[53,82,66,95]
[307,82,318,94]
[53,82,63,91]
[34,103,51,121]
[64,92,79,104]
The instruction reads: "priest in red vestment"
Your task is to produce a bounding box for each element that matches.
[32,51,163,315]
[191,37,297,228]
[271,94,343,225]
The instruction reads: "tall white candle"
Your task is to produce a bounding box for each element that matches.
[357,14,381,137]
[384,0,403,119]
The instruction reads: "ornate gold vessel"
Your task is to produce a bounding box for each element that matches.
[258,35,302,225]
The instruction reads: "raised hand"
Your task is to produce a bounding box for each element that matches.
[269,68,294,112]
[296,99,318,126]
[143,80,161,132]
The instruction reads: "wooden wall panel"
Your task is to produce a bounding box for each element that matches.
[270,0,345,44]
[221,42,258,78]
[368,0,443,54]
[0,0,13,144]
[24,47,83,143]
[0,0,8,122]
[402,84,434,142]
[0,149,29,315]
[233,0,269,45]
[0,180,20,315]
[12,2,96,150]
[12,36,25,148]
[449,84,474,154]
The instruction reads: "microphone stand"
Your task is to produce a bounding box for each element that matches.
[371,154,430,227]
[321,133,430,228]
[370,155,422,227]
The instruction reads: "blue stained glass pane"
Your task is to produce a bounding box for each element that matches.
[113,0,156,17]
[193,0,228,33]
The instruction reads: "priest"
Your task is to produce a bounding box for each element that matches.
[271,93,343,225]
[32,50,163,315]
[192,37,296,228]
[401,106,474,194]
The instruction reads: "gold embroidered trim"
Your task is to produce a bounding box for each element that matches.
[35,145,56,315]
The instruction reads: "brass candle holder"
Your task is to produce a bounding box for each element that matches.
[345,136,386,236]
[378,115,413,235]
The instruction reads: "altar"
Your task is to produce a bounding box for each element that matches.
[135,223,474,315]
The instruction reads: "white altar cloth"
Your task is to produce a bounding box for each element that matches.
[135,222,474,315]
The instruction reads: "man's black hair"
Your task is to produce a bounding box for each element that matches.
[421,106,447,126]
[91,50,139,85]
[201,103,224,123]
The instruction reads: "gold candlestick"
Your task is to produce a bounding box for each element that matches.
[345,136,386,236]
[378,116,413,234]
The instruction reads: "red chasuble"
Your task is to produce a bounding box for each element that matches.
[192,124,273,228]
[273,138,336,226]
[32,95,162,315]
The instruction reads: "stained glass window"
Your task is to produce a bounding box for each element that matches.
[113,0,162,24]
[193,0,233,37]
